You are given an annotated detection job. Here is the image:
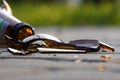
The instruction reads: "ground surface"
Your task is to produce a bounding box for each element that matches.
[0,27,120,80]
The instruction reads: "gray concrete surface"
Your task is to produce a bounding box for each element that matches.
[0,27,120,80]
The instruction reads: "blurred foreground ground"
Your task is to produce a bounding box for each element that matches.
[0,27,120,80]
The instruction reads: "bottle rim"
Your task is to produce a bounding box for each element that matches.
[10,23,35,40]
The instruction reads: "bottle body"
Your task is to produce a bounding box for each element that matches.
[0,17,10,45]
[0,8,34,47]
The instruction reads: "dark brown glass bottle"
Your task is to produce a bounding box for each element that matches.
[0,5,34,47]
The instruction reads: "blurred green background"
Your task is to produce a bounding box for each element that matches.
[4,0,120,27]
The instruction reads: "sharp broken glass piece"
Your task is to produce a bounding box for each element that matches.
[6,34,115,55]
[8,47,38,55]
[22,34,62,43]
[37,48,86,53]
[21,34,101,52]
[99,42,115,52]
[69,39,100,52]
[8,48,29,55]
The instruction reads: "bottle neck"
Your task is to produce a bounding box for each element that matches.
[0,8,21,26]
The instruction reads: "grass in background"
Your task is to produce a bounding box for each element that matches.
[10,2,119,27]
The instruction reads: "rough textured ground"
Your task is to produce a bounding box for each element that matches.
[0,27,120,80]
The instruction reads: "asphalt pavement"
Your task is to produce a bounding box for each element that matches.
[0,27,120,80]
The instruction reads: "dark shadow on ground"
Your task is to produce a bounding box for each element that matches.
[0,56,107,63]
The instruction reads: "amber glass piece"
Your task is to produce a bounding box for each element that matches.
[100,55,111,61]
[99,42,115,52]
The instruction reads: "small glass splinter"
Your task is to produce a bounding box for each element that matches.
[99,42,115,52]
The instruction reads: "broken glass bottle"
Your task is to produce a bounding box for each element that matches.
[0,0,34,47]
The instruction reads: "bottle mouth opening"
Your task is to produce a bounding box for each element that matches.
[10,23,35,40]
[17,27,34,40]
